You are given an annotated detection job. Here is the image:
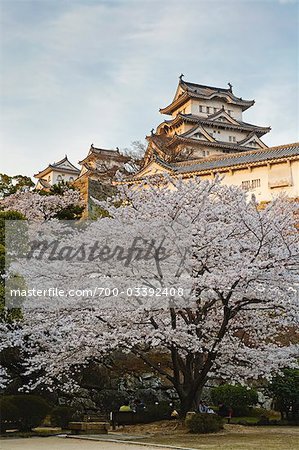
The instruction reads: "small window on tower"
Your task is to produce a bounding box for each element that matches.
[199,105,203,112]
[252,179,261,189]
[206,106,210,114]
[241,181,251,191]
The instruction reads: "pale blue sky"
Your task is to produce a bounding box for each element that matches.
[1,0,298,178]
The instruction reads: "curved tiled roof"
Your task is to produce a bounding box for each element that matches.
[166,133,264,152]
[173,142,299,174]
[34,155,80,178]
[78,146,129,165]
[160,79,254,115]
[125,142,299,183]
[161,113,270,136]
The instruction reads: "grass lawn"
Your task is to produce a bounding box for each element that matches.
[112,421,298,450]
[138,425,299,450]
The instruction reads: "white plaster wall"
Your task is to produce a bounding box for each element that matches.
[189,99,243,120]
[52,170,77,184]
[204,126,249,143]
[199,160,299,202]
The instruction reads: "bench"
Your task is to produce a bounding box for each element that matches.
[68,421,109,435]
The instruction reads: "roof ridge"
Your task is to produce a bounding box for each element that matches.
[182,80,229,92]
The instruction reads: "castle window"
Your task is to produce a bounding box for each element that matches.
[69,177,74,182]
[206,106,210,114]
[229,136,236,142]
[214,107,217,113]
[242,179,261,191]
[199,105,203,112]
[252,179,261,189]
[203,151,206,157]
[57,175,62,182]
[241,181,251,191]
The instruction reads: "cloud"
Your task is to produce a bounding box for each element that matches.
[1,0,298,176]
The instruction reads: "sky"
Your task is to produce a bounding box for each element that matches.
[0,0,298,178]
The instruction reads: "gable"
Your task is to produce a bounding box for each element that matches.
[56,160,78,170]
[133,160,172,179]
[173,84,186,102]
[209,111,239,125]
[240,134,267,149]
[182,125,215,142]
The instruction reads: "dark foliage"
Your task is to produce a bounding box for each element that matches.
[185,413,223,434]
[51,406,75,428]
[267,369,299,422]
[211,384,258,416]
[0,395,50,432]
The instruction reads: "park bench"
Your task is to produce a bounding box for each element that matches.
[68,421,109,434]
[68,412,110,434]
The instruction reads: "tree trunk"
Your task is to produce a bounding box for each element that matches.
[176,385,204,418]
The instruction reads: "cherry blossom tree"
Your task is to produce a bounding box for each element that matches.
[0,189,83,220]
[1,177,299,415]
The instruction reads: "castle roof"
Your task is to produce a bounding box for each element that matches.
[160,78,255,115]
[34,155,80,179]
[173,142,299,175]
[159,112,270,136]
[123,142,299,182]
[78,145,129,165]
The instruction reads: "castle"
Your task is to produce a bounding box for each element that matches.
[34,76,299,206]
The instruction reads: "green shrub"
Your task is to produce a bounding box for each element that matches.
[0,395,50,432]
[51,406,75,428]
[211,384,258,416]
[185,413,223,434]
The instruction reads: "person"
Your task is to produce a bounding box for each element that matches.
[119,400,132,412]
[198,400,208,413]
[133,398,146,413]
[170,409,179,419]
[227,406,233,423]
[218,403,229,417]
[218,403,232,423]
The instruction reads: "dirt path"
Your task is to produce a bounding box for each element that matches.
[0,436,175,450]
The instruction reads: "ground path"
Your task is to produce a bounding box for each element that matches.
[0,436,176,450]
[1,426,299,450]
